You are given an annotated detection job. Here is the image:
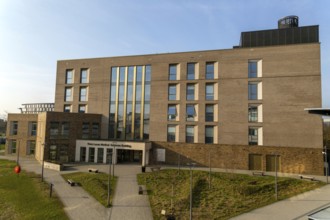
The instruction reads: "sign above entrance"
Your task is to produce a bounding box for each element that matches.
[87,142,132,148]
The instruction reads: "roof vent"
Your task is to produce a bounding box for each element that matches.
[278,15,299,29]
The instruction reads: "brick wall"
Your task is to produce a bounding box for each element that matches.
[151,141,324,175]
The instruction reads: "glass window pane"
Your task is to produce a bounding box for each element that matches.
[206,84,214,100]
[206,105,214,122]
[169,85,176,100]
[205,126,214,144]
[187,63,195,80]
[169,64,177,80]
[187,84,195,100]
[81,69,88,83]
[248,61,257,78]
[248,83,258,100]
[186,126,194,143]
[145,65,151,82]
[66,70,73,84]
[167,125,176,142]
[111,67,117,82]
[206,63,214,79]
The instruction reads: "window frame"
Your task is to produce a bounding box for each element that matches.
[205,83,214,100]
[187,63,195,80]
[186,84,195,100]
[169,64,177,80]
[66,69,73,84]
[168,84,177,100]
[80,69,89,83]
[206,62,214,80]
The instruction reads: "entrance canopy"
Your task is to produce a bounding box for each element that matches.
[75,140,151,166]
[305,108,330,116]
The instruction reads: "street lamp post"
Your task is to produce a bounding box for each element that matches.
[187,162,196,220]
[273,153,279,201]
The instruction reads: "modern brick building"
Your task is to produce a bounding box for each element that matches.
[5,16,326,175]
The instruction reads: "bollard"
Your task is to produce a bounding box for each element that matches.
[50,183,54,198]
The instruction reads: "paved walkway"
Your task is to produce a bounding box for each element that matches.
[0,156,153,220]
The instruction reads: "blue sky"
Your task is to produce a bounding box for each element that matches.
[0,0,329,116]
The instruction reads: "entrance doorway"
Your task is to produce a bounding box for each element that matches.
[117,149,142,164]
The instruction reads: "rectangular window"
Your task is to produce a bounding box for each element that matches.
[64,105,71,112]
[11,140,17,154]
[80,87,88,101]
[28,141,36,155]
[66,69,73,84]
[248,127,258,145]
[92,123,99,139]
[205,105,214,122]
[168,105,177,121]
[61,122,70,138]
[206,62,214,79]
[10,121,18,135]
[248,61,258,78]
[186,125,195,143]
[186,104,196,121]
[169,64,177,80]
[248,83,258,100]
[65,87,73,102]
[205,83,214,100]
[29,122,37,136]
[79,105,87,113]
[205,126,214,144]
[80,69,89,83]
[187,63,195,80]
[50,122,59,138]
[187,84,195,100]
[167,125,176,142]
[168,84,177,100]
[82,122,89,139]
[248,106,258,122]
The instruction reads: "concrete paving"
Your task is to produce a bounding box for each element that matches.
[0,155,153,220]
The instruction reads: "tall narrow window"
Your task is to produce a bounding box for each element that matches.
[80,87,88,101]
[82,122,90,139]
[169,64,177,80]
[205,83,214,100]
[248,61,258,78]
[66,70,73,84]
[168,105,177,121]
[92,123,99,139]
[205,126,214,144]
[11,121,18,135]
[168,84,177,100]
[248,127,258,145]
[186,126,195,143]
[28,141,36,155]
[167,125,176,142]
[186,104,196,121]
[61,122,70,138]
[206,62,214,79]
[11,140,17,153]
[248,83,258,100]
[80,69,88,83]
[65,87,72,102]
[205,105,214,122]
[187,84,195,100]
[248,106,258,122]
[29,122,37,136]
[187,63,195,80]
[50,122,59,138]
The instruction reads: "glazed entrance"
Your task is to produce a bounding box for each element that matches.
[117,149,142,164]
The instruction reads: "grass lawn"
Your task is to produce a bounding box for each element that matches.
[0,159,68,220]
[138,169,325,220]
[61,172,117,207]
